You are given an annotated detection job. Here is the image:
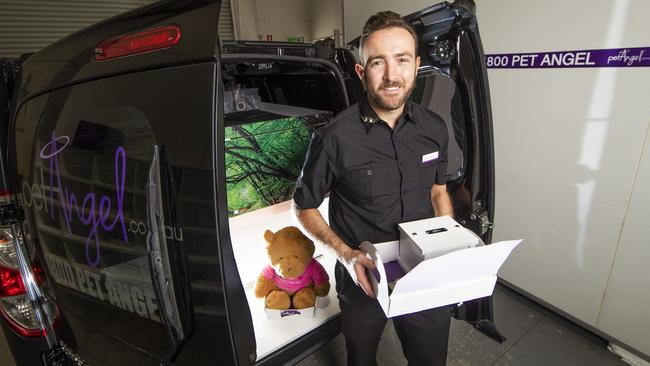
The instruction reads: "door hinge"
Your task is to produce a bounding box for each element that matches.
[470,205,493,235]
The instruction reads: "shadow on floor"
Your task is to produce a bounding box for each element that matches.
[297,284,628,366]
[0,284,629,366]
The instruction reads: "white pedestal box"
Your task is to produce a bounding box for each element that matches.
[397,216,483,272]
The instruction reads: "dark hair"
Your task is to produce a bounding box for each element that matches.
[359,11,418,61]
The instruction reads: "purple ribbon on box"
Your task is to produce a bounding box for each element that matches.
[485,47,650,69]
[384,261,406,283]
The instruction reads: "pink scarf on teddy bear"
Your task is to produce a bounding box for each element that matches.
[261,258,329,294]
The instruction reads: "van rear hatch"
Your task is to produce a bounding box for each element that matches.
[9,1,258,365]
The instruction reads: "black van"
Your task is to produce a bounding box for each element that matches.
[2,0,499,364]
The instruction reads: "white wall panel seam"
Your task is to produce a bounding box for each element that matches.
[595,119,650,327]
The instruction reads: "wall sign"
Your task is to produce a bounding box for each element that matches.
[485,47,650,69]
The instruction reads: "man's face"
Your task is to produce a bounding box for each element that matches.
[356,27,420,112]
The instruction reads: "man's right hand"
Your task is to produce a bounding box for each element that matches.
[294,206,377,298]
[343,248,377,298]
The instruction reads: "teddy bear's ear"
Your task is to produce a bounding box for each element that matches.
[264,230,275,244]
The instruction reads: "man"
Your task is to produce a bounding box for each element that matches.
[293,11,453,366]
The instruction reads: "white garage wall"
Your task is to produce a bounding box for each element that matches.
[597,124,650,356]
[234,0,311,41]
[343,0,650,357]
[309,0,342,41]
[477,0,650,355]
[343,0,430,42]
[235,0,259,40]
[255,0,311,41]
[235,0,342,42]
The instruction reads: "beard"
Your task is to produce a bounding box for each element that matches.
[365,76,415,112]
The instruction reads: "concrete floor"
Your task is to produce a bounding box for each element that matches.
[297,284,628,366]
[0,326,13,366]
[0,284,629,365]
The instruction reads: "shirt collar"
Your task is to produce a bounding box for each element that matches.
[358,93,416,133]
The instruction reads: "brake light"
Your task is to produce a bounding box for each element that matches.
[0,225,59,338]
[0,263,45,297]
[94,25,181,61]
[0,266,25,297]
[0,189,12,204]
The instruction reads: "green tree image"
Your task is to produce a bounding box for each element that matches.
[225,117,318,216]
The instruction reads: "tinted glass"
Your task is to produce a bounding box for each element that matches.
[13,63,235,365]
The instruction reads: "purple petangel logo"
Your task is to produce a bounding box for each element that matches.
[39,135,70,159]
[606,48,650,66]
[280,310,301,317]
[36,131,128,267]
[485,46,650,69]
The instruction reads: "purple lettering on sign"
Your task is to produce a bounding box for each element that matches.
[40,131,128,267]
[485,46,650,69]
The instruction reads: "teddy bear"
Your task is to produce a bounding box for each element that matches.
[254,226,330,310]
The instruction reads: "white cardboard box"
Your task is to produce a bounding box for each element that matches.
[361,238,522,318]
[397,216,483,271]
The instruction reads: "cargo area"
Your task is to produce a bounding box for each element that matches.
[221,55,347,360]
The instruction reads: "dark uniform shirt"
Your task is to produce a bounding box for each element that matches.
[293,95,449,248]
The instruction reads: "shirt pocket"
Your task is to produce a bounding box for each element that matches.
[339,167,374,202]
[418,144,441,189]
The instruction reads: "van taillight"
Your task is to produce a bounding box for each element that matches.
[0,190,12,204]
[0,226,59,338]
[94,25,181,61]
[0,263,44,297]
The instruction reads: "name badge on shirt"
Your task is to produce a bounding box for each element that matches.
[422,151,439,163]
